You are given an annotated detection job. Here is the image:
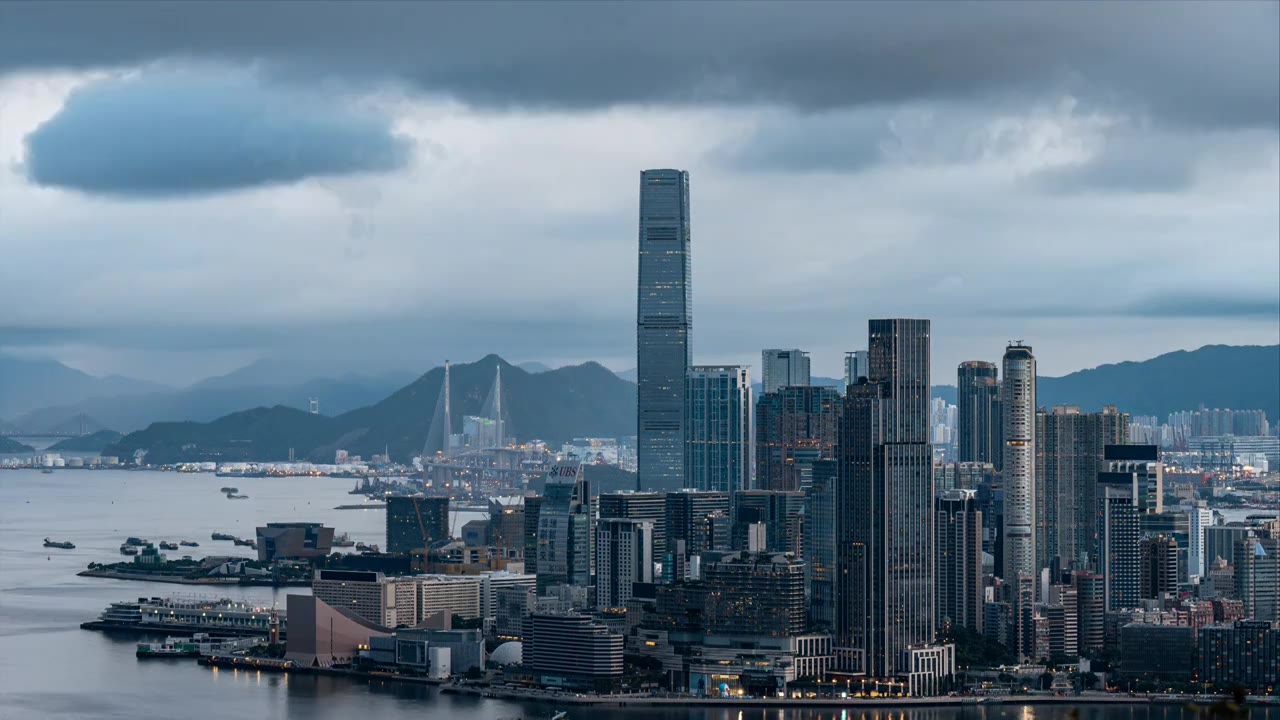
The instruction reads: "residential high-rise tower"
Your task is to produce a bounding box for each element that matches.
[1001,343,1037,585]
[637,169,692,492]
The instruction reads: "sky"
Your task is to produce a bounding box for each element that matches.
[0,1,1277,386]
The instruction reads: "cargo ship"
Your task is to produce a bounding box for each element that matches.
[44,538,75,549]
[211,533,235,541]
[179,540,199,547]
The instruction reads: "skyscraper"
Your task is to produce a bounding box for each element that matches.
[1036,405,1128,573]
[536,465,593,592]
[957,361,1001,467]
[1097,474,1141,611]
[755,385,841,491]
[385,495,450,554]
[595,518,654,610]
[762,349,811,394]
[844,350,869,391]
[1001,343,1036,586]
[1188,502,1214,579]
[637,169,692,492]
[1140,535,1180,600]
[685,365,752,494]
[836,319,936,679]
[937,489,984,634]
[805,460,837,630]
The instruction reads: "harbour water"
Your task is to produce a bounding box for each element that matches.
[0,469,1272,720]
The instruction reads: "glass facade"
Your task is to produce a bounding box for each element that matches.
[1001,343,1036,585]
[637,169,692,492]
[685,365,751,494]
[837,319,935,678]
[956,360,1000,467]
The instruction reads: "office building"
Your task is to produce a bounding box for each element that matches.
[1036,405,1128,573]
[1205,524,1258,568]
[488,496,526,554]
[1198,620,1279,693]
[937,489,984,634]
[756,385,841,491]
[1001,343,1036,587]
[536,466,593,592]
[703,551,806,638]
[522,495,542,575]
[636,168,692,492]
[1120,624,1195,683]
[1235,536,1279,622]
[598,491,666,557]
[386,496,450,555]
[805,460,837,629]
[934,460,995,492]
[1072,571,1105,654]
[843,350,869,390]
[664,490,730,562]
[495,584,536,640]
[255,522,335,562]
[311,570,418,628]
[1140,535,1180,600]
[1188,502,1214,579]
[1097,476,1141,611]
[685,365,752,494]
[732,489,805,556]
[957,361,1001,468]
[523,613,624,692]
[836,319,940,680]
[762,349,810,394]
[478,571,536,626]
[1046,584,1079,659]
[1104,444,1164,515]
[418,575,482,620]
[596,518,654,610]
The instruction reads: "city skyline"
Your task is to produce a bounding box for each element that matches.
[0,3,1276,385]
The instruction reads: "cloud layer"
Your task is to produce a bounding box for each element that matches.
[22,68,410,195]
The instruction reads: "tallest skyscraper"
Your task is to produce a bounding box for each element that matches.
[637,169,692,492]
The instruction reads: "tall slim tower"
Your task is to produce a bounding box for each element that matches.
[494,364,504,448]
[443,360,452,457]
[956,361,1000,466]
[1001,343,1036,584]
[836,319,935,679]
[637,169,692,492]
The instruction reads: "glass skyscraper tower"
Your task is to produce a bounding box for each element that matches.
[637,169,692,492]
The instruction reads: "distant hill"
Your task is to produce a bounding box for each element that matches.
[0,355,167,420]
[0,436,34,453]
[46,430,124,452]
[517,361,553,374]
[1037,344,1279,421]
[104,355,638,465]
[12,374,409,434]
[933,345,1278,421]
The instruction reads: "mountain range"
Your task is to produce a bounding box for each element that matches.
[102,355,636,464]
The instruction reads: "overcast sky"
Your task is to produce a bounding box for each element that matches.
[0,1,1277,386]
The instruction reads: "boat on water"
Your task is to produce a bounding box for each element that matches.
[219,486,239,493]
[91,596,285,636]
[354,542,381,553]
[159,541,179,551]
[119,544,139,556]
[136,633,261,658]
[332,533,355,547]
[232,537,257,549]
[180,540,199,547]
[43,537,75,549]
[211,532,235,541]
[225,493,249,499]
[124,537,149,546]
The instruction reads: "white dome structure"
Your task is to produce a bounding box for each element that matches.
[488,641,522,667]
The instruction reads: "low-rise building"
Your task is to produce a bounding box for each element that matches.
[312,570,418,628]
[520,613,624,692]
[256,522,334,562]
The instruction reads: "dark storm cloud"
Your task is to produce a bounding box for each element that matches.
[21,68,411,196]
[0,1,1275,129]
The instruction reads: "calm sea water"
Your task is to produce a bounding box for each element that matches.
[0,469,1271,720]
